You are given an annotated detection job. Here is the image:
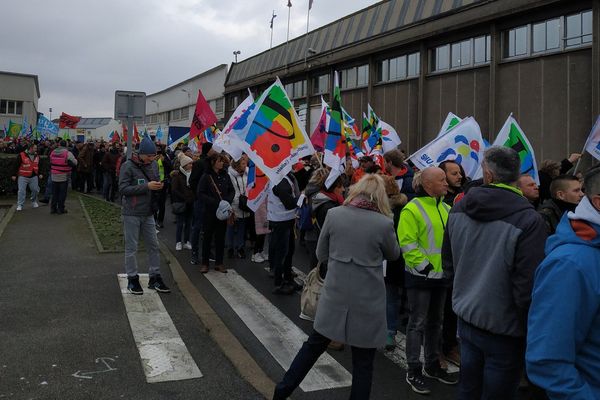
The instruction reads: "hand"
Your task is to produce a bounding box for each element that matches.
[11,176,16,181]
[567,153,581,163]
[148,181,164,191]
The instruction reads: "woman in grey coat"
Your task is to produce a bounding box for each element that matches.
[273,174,401,400]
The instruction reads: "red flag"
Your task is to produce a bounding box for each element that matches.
[111,131,120,143]
[133,123,140,143]
[59,112,81,129]
[122,123,128,142]
[189,89,218,140]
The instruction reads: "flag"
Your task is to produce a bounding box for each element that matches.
[246,160,270,211]
[491,115,540,183]
[8,121,22,138]
[133,123,140,143]
[229,78,314,185]
[324,72,346,189]
[198,125,219,144]
[214,93,254,160]
[62,130,71,140]
[342,107,360,140]
[379,119,401,153]
[37,114,59,137]
[59,112,80,129]
[20,116,28,138]
[361,106,382,155]
[156,126,164,141]
[167,126,190,151]
[310,97,328,152]
[122,123,128,142]
[583,115,600,161]
[436,112,462,138]
[111,131,121,143]
[409,117,485,178]
[190,89,218,140]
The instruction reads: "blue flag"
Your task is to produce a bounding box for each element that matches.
[37,114,59,137]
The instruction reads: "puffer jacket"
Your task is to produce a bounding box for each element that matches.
[118,154,159,217]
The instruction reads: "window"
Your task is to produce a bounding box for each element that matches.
[284,80,307,99]
[407,53,419,77]
[341,65,369,89]
[431,36,490,72]
[532,18,560,53]
[566,10,593,47]
[215,98,225,114]
[313,74,330,94]
[505,25,528,58]
[433,44,450,71]
[230,95,239,110]
[378,52,420,83]
[474,35,491,64]
[0,100,24,115]
[170,108,181,121]
[180,106,189,120]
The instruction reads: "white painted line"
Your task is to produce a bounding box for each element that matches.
[118,274,203,383]
[381,332,459,374]
[205,270,352,392]
[263,266,306,287]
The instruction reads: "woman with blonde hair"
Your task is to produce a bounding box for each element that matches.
[273,173,400,400]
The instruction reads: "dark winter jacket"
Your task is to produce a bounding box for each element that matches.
[198,168,234,217]
[118,155,160,217]
[189,156,209,196]
[442,184,547,337]
[385,194,408,287]
[538,198,577,236]
[170,170,194,205]
[101,151,120,173]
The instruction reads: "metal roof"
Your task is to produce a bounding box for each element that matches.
[226,0,486,86]
[76,118,113,129]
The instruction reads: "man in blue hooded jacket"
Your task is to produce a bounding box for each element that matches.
[526,165,600,399]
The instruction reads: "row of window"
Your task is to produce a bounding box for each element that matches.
[209,98,225,114]
[378,52,420,82]
[0,100,23,115]
[432,35,491,72]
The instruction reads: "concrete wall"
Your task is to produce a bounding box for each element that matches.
[0,73,39,134]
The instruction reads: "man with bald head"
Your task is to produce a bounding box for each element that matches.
[398,166,457,394]
[442,146,546,400]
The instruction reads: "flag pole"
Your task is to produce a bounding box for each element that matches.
[304,0,311,65]
[270,10,276,49]
[286,1,292,44]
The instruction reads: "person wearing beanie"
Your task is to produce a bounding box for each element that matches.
[171,155,194,251]
[119,134,170,295]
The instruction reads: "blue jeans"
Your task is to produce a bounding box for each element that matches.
[273,330,376,400]
[17,176,39,207]
[385,282,401,335]
[43,175,52,200]
[226,217,246,250]
[123,215,161,278]
[268,220,295,287]
[457,319,525,400]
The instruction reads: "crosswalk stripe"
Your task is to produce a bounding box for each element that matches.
[205,270,352,392]
[382,332,460,374]
[118,274,203,383]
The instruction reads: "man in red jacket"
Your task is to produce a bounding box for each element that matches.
[11,143,43,211]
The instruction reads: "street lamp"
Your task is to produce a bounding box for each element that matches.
[233,50,241,63]
[49,107,52,121]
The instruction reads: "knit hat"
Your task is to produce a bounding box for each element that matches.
[138,134,156,155]
[179,155,193,168]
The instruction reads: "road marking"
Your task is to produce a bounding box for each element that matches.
[72,357,118,380]
[205,270,352,392]
[263,266,306,287]
[382,332,460,374]
[118,274,203,383]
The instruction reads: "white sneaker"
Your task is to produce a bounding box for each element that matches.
[175,242,182,251]
[261,251,269,261]
[16,205,22,211]
[155,229,160,234]
[183,241,192,250]
[32,202,39,208]
[252,253,265,263]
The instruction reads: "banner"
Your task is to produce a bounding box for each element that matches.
[246,160,270,211]
[8,121,22,138]
[214,93,254,160]
[59,112,80,129]
[190,89,218,140]
[229,78,314,185]
[37,114,59,137]
[409,117,484,178]
[436,112,462,138]
[584,115,600,161]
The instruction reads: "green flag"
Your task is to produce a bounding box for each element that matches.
[8,121,22,138]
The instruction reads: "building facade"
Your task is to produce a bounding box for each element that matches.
[145,64,228,138]
[224,0,600,164]
[0,71,40,137]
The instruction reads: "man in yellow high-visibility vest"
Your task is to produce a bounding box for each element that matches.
[398,166,457,394]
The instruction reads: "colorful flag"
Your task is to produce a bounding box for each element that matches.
[310,97,328,152]
[229,78,314,185]
[214,94,254,160]
[361,109,381,155]
[20,116,29,138]
[59,112,80,129]
[323,72,346,189]
[167,126,191,151]
[379,119,401,153]
[342,107,360,140]
[190,89,218,140]
[583,115,600,161]
[409,117,485,178]
[8,121,22,138]
[491,115,540,184]
[37,114,59,137]
[246,160,270,211]
[436,112,462,138]
[156,126,164,141]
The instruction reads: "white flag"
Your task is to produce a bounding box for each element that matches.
[379,120,401,153]
[436,112,462,138]
[213,94,254,160]
[584,115,600,161]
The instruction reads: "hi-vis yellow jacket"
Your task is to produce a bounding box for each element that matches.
[398,196,450,280]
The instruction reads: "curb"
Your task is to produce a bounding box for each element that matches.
[158,240,275,399]
[78,195,122,254]
[0,205,16,239]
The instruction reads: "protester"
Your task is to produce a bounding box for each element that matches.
[48,140,77,215]
[171,155,194,251]
[273,174,400,400]
[384,149,415,199]
[398,167,456,394]
[526,166,600,399]
[227,158,251,259]
[94,143,105,193]
[11,142,42,211]
[443,146,546,400]
[516,174,540,206]
[251,200,270,263]
[118,135,170,295]
[267,171,302,295]
[197,153,233,273]
[101,143,120,202]
[439,160,465,206]
[154,149,172,228]
[351,155,375,184]
[77,141,95,193]
[538,153,581,203]
[189,142,215,265]
[538,174,585,235]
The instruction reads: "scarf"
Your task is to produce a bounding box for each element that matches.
[321,190,344,205]
[179,166,191,186]
[347,196,380,213]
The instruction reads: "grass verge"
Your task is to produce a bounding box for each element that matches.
[79,194,124,252]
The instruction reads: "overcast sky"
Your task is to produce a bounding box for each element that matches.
[1,0,380,119]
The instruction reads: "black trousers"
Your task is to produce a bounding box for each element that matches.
[51,181,68,212]
[202,215,226,265]
[268,220,295,286]
[273,330,376,400]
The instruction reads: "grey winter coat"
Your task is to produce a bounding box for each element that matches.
[314,205,400,348]
[118,157,159,217]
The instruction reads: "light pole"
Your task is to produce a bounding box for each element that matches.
[49,107,52,121]
[233,50,241,63]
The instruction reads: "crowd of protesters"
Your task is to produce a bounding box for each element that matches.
[6,133,600,400]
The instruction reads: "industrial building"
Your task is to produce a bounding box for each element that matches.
[0,71,40,137]
[224,0,599,163]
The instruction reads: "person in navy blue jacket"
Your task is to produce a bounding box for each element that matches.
[526,165,600,400]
